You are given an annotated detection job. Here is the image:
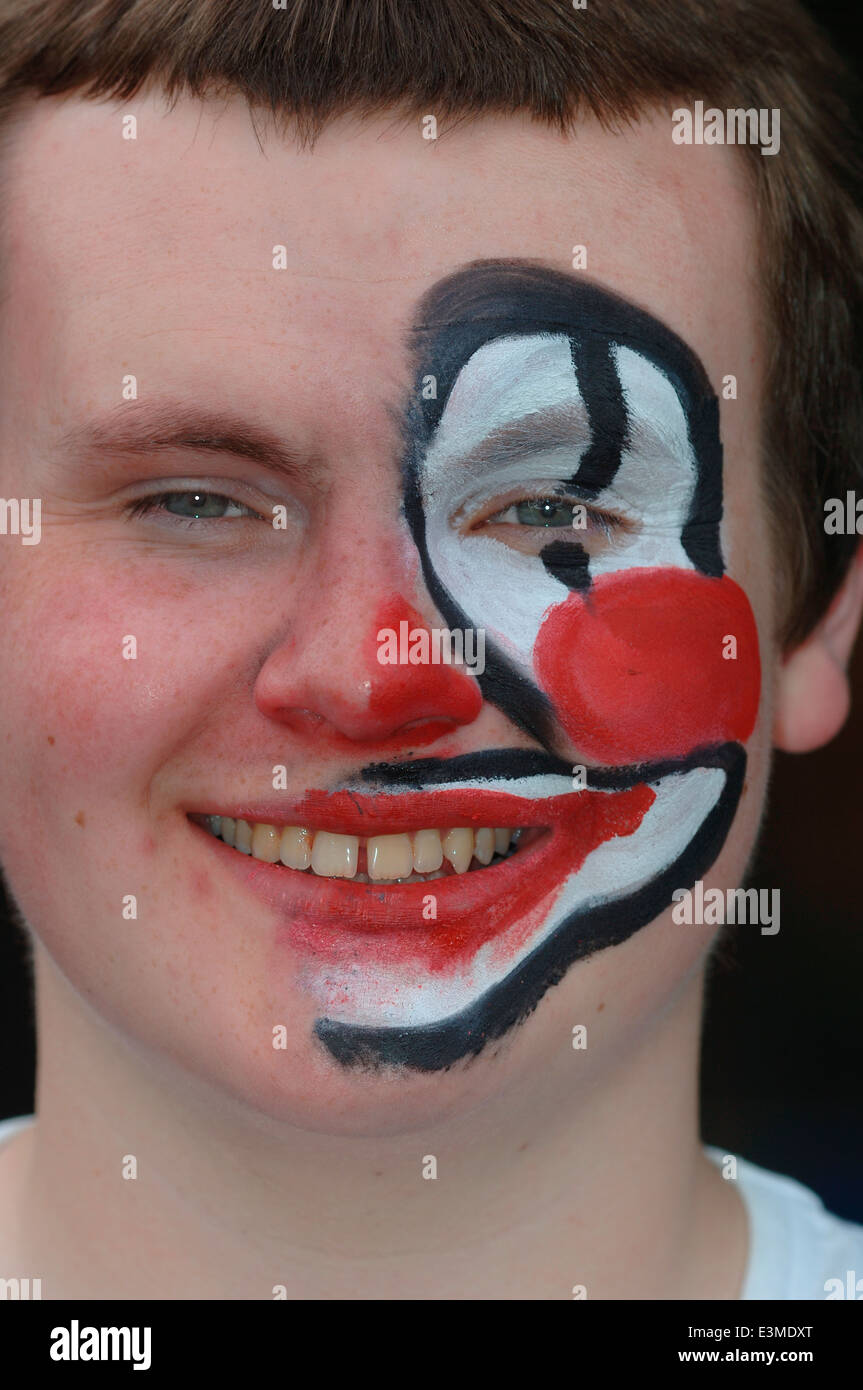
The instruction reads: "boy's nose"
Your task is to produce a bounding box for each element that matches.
[254,595,482,746]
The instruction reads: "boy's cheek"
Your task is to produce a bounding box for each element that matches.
[534,568,761,764]
[0,565,230,831]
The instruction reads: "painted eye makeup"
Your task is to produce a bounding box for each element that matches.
[461,488,632,555]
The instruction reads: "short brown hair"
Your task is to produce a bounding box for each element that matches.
[0,0,860,647]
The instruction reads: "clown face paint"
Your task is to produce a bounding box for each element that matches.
[304,260,760,1072]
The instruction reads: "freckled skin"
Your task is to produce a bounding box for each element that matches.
[0,93,774,1140]
[189,868,213,902]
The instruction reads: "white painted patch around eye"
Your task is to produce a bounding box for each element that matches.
[418,334,703,670]
[427,529,560,670]
[423,333,588,495]
[420,332,589,669]
[587,345,698,579]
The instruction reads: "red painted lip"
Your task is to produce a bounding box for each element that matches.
[189,787,559,835]
[189,784,655,971]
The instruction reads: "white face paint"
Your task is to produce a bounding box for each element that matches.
[590,345,700,576]
[419,334,700,677]
[311,264,752,1072]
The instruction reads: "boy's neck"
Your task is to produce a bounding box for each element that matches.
[6,945,746,1299]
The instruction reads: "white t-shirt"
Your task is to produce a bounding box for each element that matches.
[1,1115,860,1299]
[703,1144,863,1299]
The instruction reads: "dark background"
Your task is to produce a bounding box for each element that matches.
[699,0,863,1221]
[1,0,861,1220]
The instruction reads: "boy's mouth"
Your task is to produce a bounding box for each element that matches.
[181,746,742,1062]
[185,778,657,974]
[190,813,534,884]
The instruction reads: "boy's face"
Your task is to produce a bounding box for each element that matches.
[0,93,773,1132]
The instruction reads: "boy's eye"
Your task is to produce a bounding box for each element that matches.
[459,490,632,557]
[127,491,258,521]
[494,498,580,527]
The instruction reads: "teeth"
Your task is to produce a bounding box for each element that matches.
[220,816,236,848]
[412,828,444,874]
[473,828,495,865]
[494,828,512,856]
[311,830,359,879]
[368,833,413,882]
[279,825,312,870]
[442,827,474,874]
[201,817,522,879]
[251,823,280,863]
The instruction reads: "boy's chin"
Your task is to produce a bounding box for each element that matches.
[179,1008,565,1140]
[212,910,718,1141]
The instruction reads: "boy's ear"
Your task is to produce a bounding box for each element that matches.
[774,543,863,752]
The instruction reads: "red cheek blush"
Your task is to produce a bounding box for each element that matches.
[534,567,760,765]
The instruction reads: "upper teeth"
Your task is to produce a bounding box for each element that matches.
[201,818,518,882]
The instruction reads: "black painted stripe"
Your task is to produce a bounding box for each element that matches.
[567,334,628,499]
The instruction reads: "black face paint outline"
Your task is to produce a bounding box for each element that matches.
[312,259,749,1073]
[316,742,744,1070]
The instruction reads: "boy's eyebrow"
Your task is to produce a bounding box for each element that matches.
[427,398,678,472]
[432,403,591,471]
[55,399,320,485]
